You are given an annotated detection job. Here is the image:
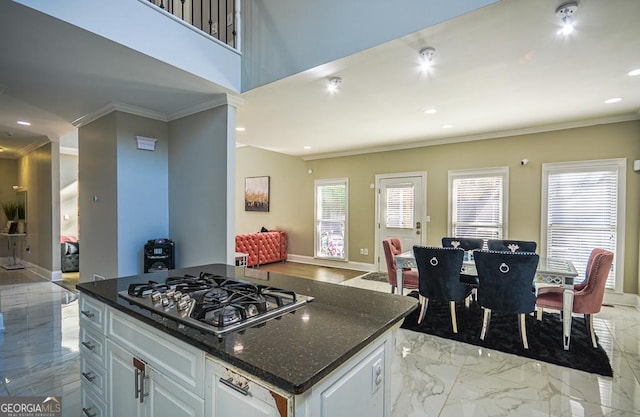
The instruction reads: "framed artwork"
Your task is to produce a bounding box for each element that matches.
[245,176,270,212]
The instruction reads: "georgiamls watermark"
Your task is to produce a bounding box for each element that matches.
[0,396,62,417]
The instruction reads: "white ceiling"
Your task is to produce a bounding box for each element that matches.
[1,0,639,161]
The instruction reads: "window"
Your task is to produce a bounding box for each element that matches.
[542,159,625,291]
[448,167,508,239]
[315,178,348,260]
[385,184,414,229]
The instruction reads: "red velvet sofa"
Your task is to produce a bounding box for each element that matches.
[235,231,287,267]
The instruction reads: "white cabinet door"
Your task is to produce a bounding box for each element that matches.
[106,340,145,417]
[206,358,289,417]
[148,367,204,417]
[315,345,386,417]
[214,377,280,417]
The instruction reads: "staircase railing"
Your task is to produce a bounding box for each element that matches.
[145,0,239,49]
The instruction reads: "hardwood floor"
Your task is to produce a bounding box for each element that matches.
[254,261,366,284]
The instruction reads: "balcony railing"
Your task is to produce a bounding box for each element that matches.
[146,0,238,49]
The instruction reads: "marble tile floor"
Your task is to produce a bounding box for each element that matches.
[0,269,80,416]
[1,268,639,417]
[344,276,640,417]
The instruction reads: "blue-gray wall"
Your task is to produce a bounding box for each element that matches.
[241,0,498,90]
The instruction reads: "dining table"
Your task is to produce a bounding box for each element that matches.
[396,250,579,350]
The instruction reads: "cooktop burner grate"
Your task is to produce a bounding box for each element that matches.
[118,272,313,337]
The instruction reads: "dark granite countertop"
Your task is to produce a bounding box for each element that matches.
[76,263,417,395]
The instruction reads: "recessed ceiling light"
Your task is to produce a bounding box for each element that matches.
[17,120,31,126]
[604,97,622,104]
[442,124,453,129]
[424,108,437,114]
[235,127,246,132]
[303,146,312,150]
[628,68,640,76]
[0,147,4,152]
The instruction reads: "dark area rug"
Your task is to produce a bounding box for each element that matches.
[361,271,389,283]
[401,292,613,377]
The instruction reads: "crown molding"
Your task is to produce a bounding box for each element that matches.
[72,102,167,127]
[72,95,244,128]
[301,113,640,161]
[167,94,245,121]
[15,139,50,159]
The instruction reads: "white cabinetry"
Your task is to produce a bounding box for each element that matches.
[309,345,386,417]
[106,340,204,417]
[79,295,205,417]
[79,294,107,417]
[206,358,292,417]
[79,294,396,417]
[302,331,393,417]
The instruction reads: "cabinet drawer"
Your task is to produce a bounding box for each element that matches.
[81,357,106,401]
[108,307,205,397]
[80,327,106,368]
[81,387,106,417]
[206,358,292,417]
[79,294,106,333]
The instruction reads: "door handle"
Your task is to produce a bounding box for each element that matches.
[416,221,421,229]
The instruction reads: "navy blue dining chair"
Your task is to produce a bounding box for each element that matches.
[473,250,539,349]
[442,237,485,288]
[487,239,537,253]
[413,246,469,333]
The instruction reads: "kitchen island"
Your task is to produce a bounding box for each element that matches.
[77,263,417,417]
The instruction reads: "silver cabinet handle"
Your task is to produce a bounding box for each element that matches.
[81,310,95,319]
[220,377,250,396]
[81,341,95,351]
[134,368,140,400]
[135,368,149,403]
[82,407,96,417]
[82,371,95,382]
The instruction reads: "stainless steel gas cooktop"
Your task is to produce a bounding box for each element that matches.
[118,272,313,337]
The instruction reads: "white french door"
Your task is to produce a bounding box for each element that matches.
[376,173,426,272]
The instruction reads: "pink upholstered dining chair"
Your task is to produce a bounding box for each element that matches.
[382,239,418,294]
[536,248,614,348]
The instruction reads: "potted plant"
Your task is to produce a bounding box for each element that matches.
[16,202,25,233]
[2,201,18,230]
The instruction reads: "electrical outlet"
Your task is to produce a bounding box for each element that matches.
[363,248,368,255]
[359,248,364,255]
[93,274,105,281]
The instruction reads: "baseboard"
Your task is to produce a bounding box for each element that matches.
[603,291,640,308]
[20,259,62,281]
[286,254,377,272]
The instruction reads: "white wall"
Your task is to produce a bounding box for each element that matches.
[169,103,236,267]
[14,0,241,92]
[241,0,498,90]
[79,113,119,281]
[60,153,78,239]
